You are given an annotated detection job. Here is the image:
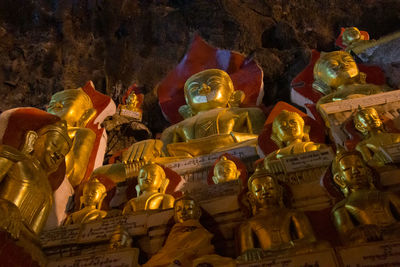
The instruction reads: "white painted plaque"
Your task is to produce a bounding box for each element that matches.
[280,148,334,173]
[120,109,142,121]
[40,224,81,248]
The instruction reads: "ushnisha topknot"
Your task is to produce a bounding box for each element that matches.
[37,120,72,149]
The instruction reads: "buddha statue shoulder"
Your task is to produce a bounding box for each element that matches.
[0,115,71,239]
[237,166,325,262]
[313,51,387,107]
[353,106,400,167]
[122,163,174,214]
[63,178,107,225]
[264,110,327,173]
[331,147,400,245]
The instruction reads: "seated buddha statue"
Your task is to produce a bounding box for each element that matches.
[313,51,386,107]
[122,162,174,214]
[237,166,324,261]
[63,178,107,225]
[144,195,235,267]
[212,156,241,184]
[353,106,400,167]
[331,147,400,245]
[264,110,327,173]
[93,69,266,181]
[342,27,372,54]
[120,91,141,113]
[0,114,71,240]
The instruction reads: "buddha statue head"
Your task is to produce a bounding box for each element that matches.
[332,147,375,197]
[174,195,202,223]
[353,106,384,136]
[80,177,107,209]
[342,27,362,47]
[47,88,96,127]
[247,166,283,215]
[313,51,359,94]
[212,156,241,184]
[29,120,72,174]
[271,110,310,148]
[109,225,132,250]
[179,69,245,118]
[136,162,169,196]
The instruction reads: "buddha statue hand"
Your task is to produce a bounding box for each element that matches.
[0,199,23,239]
[123,139,164,163]
[237,248,267,262]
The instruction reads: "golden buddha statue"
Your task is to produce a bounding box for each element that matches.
[109,225,133,250]
[331,147,400,245]
[212,156,241,184]
[313,51,386,106]
[122,162,174,214]
[342,27,371,52]
[120,91,141,113]
[0,120,71,239]
[353,106,400,167]
[47,88,97,188]
[264,110,327,173]
[93,69,265,182]
[63,178,107,225]
[237,166,323,261]
[143,195,222,267]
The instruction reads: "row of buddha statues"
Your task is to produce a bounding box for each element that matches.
[0,27,399,266]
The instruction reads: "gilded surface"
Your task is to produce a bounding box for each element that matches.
[212,156,241,184]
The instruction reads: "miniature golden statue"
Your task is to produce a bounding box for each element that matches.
[264,110,327,173]
[238,166,323,261]
[331,147,400,245]
[63,178,107,225]
[144,195,235,267]
[353,106,400,167]
[47,88,97,188]
[212,156,241,184]
[93,69,265,182]
[0,121,71,239]
[120,91,141,113]
[109,225,133,250]
[122,163,174,214]
[313,51,386,106]
[342,27,370,52]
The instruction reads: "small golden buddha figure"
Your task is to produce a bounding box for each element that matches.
[212,156,241,184]
[109,225,133,250]
[264,110,326,173]
[143,195,217,267]
[47,88,97,188]
[0,120,71,239]
[342,27,371,52]
[313,51,385,106]
[331,148,400,245]
[122,163,174,214]
[63,178,107,225]
[120,91,141,113]
[353,106,400,167]
[238,166,322,261]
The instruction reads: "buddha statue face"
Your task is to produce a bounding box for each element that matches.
[174,197,201,223]
[47,89,95,127]
[334,154,370,192]
[212,156,240,184]
[314,51,359,90]
[32,123,72,173]
[249,176,281,207]
[354,107,382,133]
[184,69,234,113]
[138,163,166,192]
[81,178,106,207]
[342,27,362,46]
[272,110,304,143]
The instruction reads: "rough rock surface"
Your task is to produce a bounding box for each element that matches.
[0,0,400,133]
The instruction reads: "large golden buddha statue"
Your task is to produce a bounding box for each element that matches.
[122,163,174,214]
[93,69,265,181]
[353,106,400,167]
[237,167,323,261]
[264,110,327,173]
[63,178,107,225]
[212,156,241,184]
[47,87,97,188]
[313,51,386,106]
[0,118,71,239]
[331,148,400,245]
